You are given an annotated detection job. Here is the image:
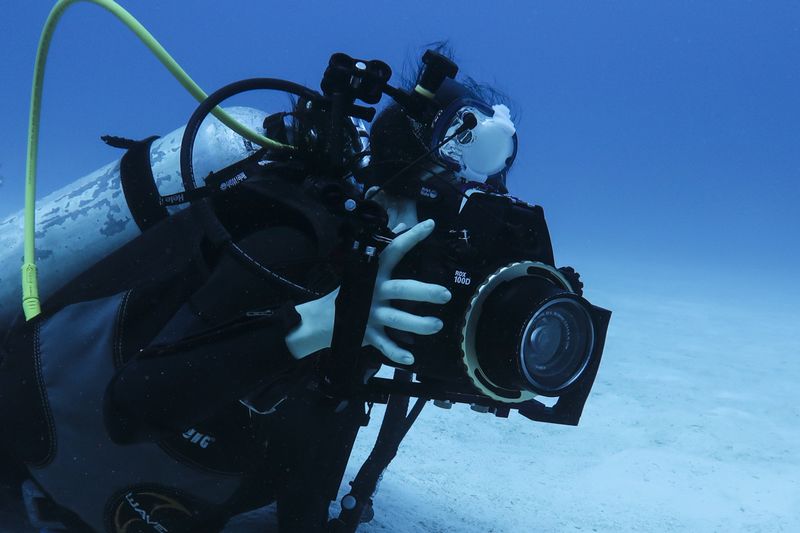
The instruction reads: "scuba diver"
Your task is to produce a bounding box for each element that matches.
[0,5,611,533]
[0,54,513,533]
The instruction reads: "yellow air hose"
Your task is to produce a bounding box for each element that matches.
[23,0,293,320]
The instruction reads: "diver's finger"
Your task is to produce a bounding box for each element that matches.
[377,279,452,304]
[373,307,444,335]
[379,219,435,273]
[364,328,414,365]
[391,222,408,234]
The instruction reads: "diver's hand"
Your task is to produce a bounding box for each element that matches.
[285,219,450,362]
[363,219,452,365]
[285,287,339,360]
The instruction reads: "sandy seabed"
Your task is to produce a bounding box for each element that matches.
[4,273,798,532]
[224,275,800,532]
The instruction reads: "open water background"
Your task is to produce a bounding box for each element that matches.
[0,1,798,531]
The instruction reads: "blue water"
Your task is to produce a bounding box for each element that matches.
[1,1,798,284]
[1,3,799,532]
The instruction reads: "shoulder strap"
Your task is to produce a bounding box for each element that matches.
[102,135,169,231]
[238,168,344,257]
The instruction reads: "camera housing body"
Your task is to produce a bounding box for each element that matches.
[390,186,611,422]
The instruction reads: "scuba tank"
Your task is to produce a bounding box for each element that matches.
[0,106,268,329]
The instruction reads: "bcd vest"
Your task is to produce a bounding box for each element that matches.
[30,291,243,532]
[0,168,347,532]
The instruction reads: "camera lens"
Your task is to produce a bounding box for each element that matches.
[519,298,594,393]
[475,276,595,396]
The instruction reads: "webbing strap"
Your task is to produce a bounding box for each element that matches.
[114,135,170,231]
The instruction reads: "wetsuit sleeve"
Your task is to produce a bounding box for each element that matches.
[104,304,301,444]
[104,226,325,444]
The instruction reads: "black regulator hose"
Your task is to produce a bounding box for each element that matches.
[179,78,323,299]
[180,77,319,192]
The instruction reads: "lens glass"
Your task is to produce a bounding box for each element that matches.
[520,298,594,392]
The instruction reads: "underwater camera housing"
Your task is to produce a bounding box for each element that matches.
[172,49,611,530]
[383,189,611,425]
[173,50,610,427]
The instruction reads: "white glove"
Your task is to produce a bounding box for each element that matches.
[362,219,451,364]
[285,219,451,363]
[284,286,340,359]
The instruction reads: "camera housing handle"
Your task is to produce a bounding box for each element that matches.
[324,199,389,391]
[320,54,391,170]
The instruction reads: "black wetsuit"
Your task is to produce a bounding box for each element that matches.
[0,181,347,532]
